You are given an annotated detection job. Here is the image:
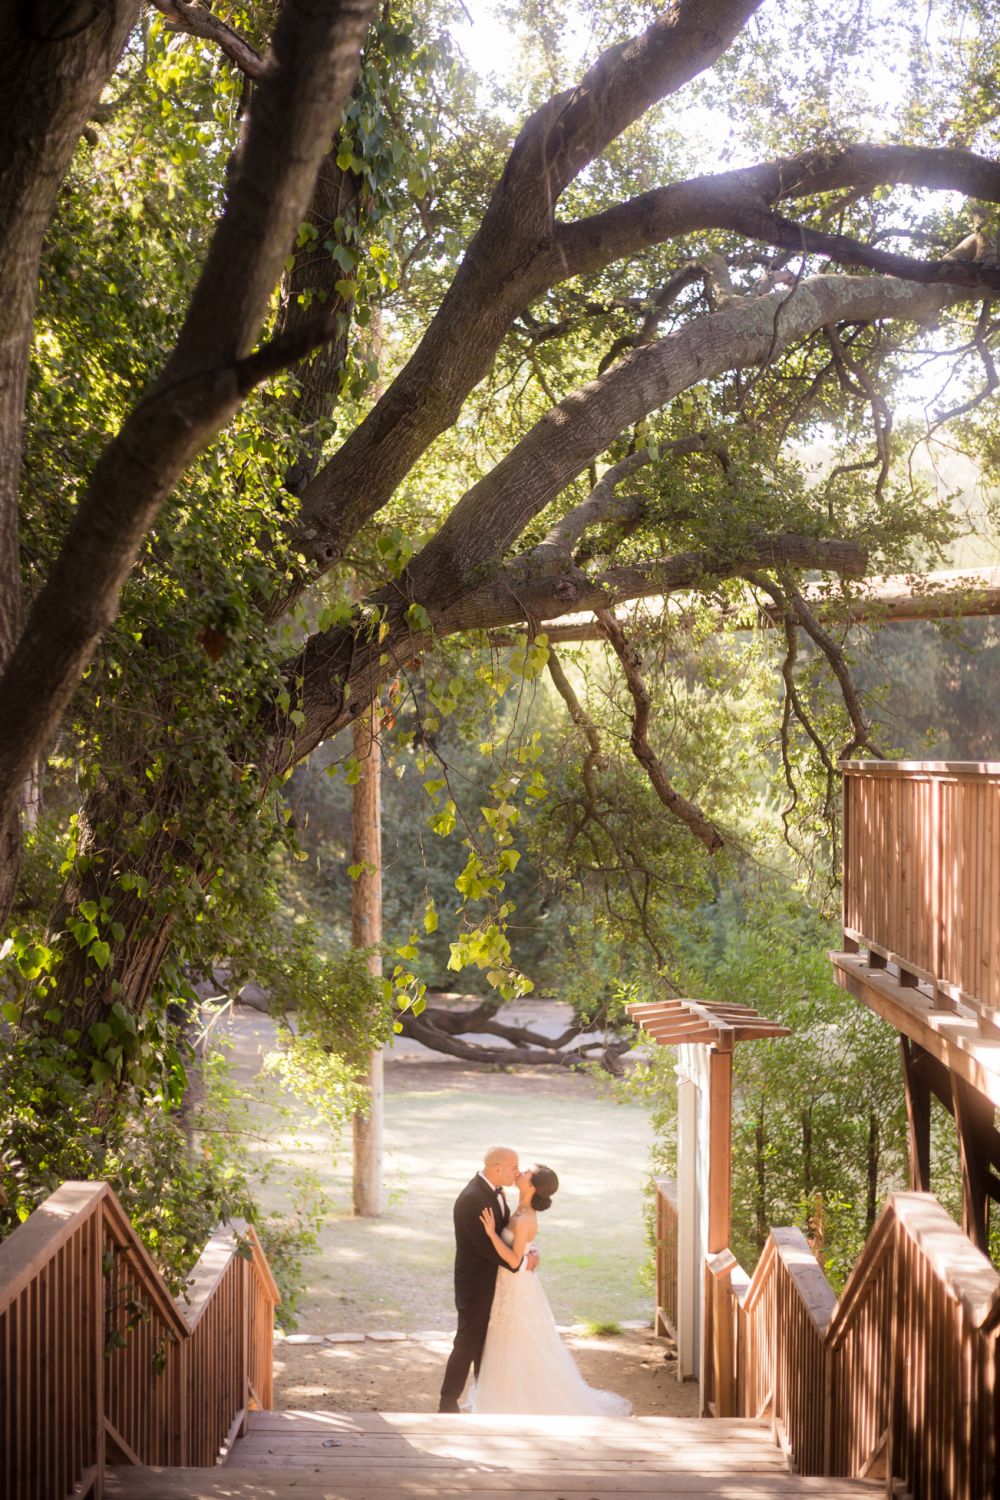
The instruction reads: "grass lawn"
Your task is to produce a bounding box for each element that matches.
[223,1014,655,1334]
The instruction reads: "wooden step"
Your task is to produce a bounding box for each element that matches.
[104,1410,882,1498]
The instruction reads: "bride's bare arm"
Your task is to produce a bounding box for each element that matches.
[479,1207,535,1269]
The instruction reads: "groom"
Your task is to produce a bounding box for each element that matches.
[438,1145,539,1413]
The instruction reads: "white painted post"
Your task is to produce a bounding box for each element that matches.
[676,1060,699,1380]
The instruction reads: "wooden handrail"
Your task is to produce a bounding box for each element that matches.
[102,1189,191,1339]
[717,1190,1000,1497]
[0,1179,107,1311]
[0,1180,280,1500]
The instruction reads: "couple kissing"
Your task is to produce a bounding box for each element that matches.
[438,1146,631,1416]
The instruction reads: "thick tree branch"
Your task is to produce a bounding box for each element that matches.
[287,0,764,577]
[287,140,1000,591]
[403,274,973,612]
[556,144,1000,280]
[398,1006,632,1073]
[724,208,1000,291]
[527,451,651,574]
[595,608,724,853]
[0,0,378,844]
[149,0,267,78]
[284,533,867,769]
[0,0,141,919]
[526,432,732,576]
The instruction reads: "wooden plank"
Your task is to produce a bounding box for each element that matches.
[106,1476,882,1500]
[829,953,1000,1107]
[243,1412,774,1433]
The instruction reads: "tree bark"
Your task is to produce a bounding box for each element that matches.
[287,0,765,577]
[0,0,141,920]
[351,708,383,1217]
[0,0,378,912]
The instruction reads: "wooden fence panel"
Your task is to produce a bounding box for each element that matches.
[842,762,1000,1010]
[654,1179,679,1340]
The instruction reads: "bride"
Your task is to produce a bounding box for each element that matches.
[468,1164,632,1416]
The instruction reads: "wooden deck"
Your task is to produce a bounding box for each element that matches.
[105,1411,880,1497]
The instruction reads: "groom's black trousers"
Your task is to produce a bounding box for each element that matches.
[438,1291,493,1411]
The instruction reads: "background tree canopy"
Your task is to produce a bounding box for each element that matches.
[1,0,998,1281]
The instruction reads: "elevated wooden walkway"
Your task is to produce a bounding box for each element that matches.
[105,1410,879,1498]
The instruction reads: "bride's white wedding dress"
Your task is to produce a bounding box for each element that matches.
[468,1225,632,1416]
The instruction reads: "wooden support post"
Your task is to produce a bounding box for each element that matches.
[352,707,384,1218]
[899,1037,931,1192]
[705,1048,734,1419]
[706,1249,737,1418]
[707,1048,733,1254]
[952,1074,994,1253]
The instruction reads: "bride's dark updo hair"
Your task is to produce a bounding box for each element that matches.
[530,1165,559,1213]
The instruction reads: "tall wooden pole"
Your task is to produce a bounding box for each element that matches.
[351,706,383,1216]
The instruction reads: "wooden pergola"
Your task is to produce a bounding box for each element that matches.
[627,998,790,1254]
[627,998,792,1050]
[626,998,789,1404]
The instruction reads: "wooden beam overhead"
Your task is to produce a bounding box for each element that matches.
[831,951,1000,1109]
[626,997,790,1051]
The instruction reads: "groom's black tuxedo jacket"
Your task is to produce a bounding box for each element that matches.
[453,1175,519,1310]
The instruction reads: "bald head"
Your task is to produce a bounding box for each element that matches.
[482,1146,519,1187]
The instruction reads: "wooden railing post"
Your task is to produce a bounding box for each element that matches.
[92,1201,106,1499]
[707,1250,737,1416]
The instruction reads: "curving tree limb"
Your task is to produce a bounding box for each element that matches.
[595,609,724,853]
[149,0,266,78]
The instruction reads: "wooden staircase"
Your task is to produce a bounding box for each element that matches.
[104,1410,879,1498]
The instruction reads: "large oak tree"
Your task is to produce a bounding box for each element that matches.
[1,0,998,1056]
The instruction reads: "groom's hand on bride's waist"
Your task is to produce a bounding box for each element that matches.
[526,1248,540,1273]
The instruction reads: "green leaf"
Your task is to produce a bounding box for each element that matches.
[89,1021,113,1049]
[90,940,112,970]
[423,900,438,934]
[405,602,431,633]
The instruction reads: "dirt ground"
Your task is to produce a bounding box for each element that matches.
[273,1325,699,1417]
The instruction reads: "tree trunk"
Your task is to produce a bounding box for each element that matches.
[754,1104,767,1250]
[351,707,383,1217]
[40,772,185,1035]
[0,0,141,924]
[865,1111,880,1231]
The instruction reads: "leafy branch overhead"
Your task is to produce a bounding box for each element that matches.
[0,0,998,1064]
